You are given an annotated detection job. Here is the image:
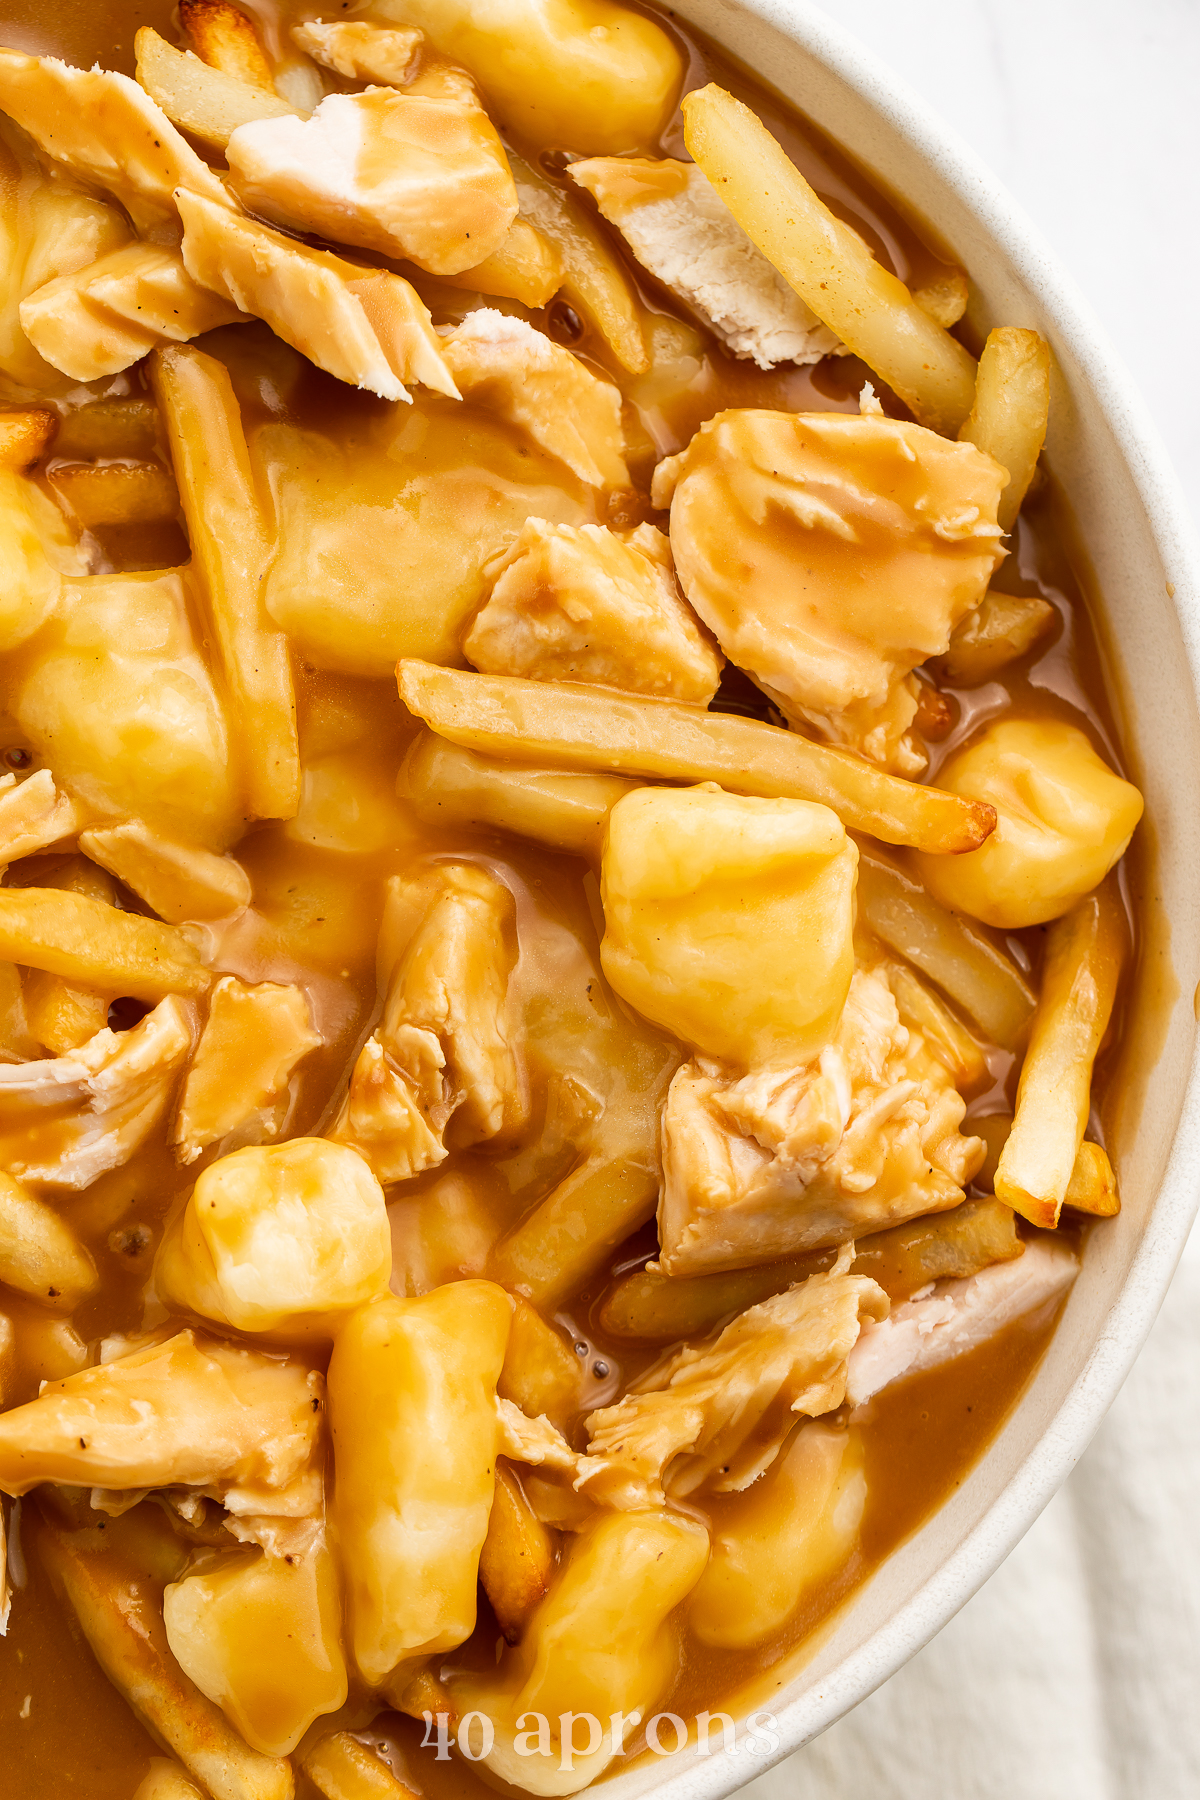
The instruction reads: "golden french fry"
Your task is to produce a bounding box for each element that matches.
[855,848,1035,1049]
[81,821,252,923]
[912,268,969,329]
[498,1297,586,1431]
[996,879,1126,1228]
[490,1138,659,1311]
[53,399,160,462]
[135,27,296,154]
[437,219,564,309]
[151,346,299,823]
[22,967,109,1054]
[398,663,997,855]
[682,84,978,434]
[1064,1139,1120,1217]
[599,1197,1023,1342]
[0,1170,98,1308]
[479,1461,557,1644]
[49,461,179,528]
[30,1506,294,1800]
[0,408,56,469]
[134,1760,208,1800]
[0,888,209,1001]
[17,853,116,1055]
[400,729,637,858]
[959,327,1051,533]
[0,961,38,1062]
[508,152,647,373]
[882,957,990,1094]
[181,0,277,93]
[937,588,1056,686]
[299,1730,419,1800]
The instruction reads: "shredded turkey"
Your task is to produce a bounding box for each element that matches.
[494,1254,887,1507]
[20,242,248,382]
[846,1235,1078,1406]
[0,996,196,1189]
[329,863,525,1184]
[569,157,842,370]
[654,405,1006,773]
[225,83,517,275]
[441,310,628,489]
[659,965,985,1277]
[175,187,459,404]
[0,1328,324,1533]
[174,978,322,1164]
[0,768,87,866]
[465,518,722,702]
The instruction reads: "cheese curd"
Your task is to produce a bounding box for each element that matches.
[164,1540,347,1756]
[155,1139,392,1338]
[600,784,857,1069]
[658,965,985,1275]
[914,719,1145,929]
[255,394,595,677]
[328,1281,513,1683]
[654,408,1006,770]
[371,0,683,154]
[569,157,842,369]
[465,518,722,701]
[226,86,518,276]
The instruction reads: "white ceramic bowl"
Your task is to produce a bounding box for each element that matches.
[602,3,1200,1794]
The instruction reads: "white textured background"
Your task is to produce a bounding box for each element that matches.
[742,3,1200,1796]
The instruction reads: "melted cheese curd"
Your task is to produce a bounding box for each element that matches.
[0,4,1144,1798]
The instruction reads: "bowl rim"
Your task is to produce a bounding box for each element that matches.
[613,1,1200,1793]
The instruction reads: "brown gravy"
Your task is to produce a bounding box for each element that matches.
[0,1,1132,1794]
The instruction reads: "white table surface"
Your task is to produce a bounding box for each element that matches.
[740,5,1200,1795]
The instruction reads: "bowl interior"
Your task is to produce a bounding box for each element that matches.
[594,3,1200,1794]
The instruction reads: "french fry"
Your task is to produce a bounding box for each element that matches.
[599,1197,1023,1342]
[398,663,997,855]
[0,769,87,864]
[0,961,38,1062]
[17,854,117,1056]
[81,821,252,923]
[479,1460,556,1643]
[134,1761,208,1800]
[0,408,56,469]
[299,1730,420,1800]
[151,346,299,824]
[1063,1139,1120,1217]
[22,966,108,1054]
[400,729,637,858]
[30,1506,294,1800]
[508,152,647,374]
[181,0,277,94]
[883,957,990,1094]
[437,219,564,310]
[0,1171,98,1309]
[937,588,1056,686]
[498,1297,585,1431]
[49,462,179,528]
[996,879,1126,1228]
[0,888,209,1001]
[855,848,1035,1050]
[134,28,296,154]
[681,84,978,434]
[959,327,1051,533]
[490,1136,660,1311]
[912,268,969,329]
[53,399,160,462]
